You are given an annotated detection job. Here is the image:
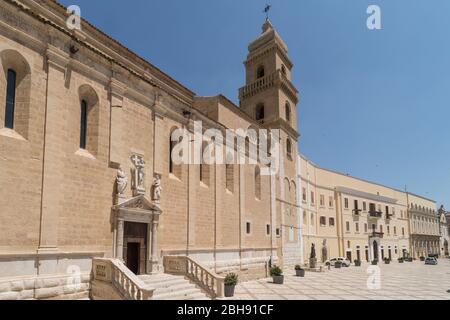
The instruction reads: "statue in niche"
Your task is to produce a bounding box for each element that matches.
[116,166,128,195]
[152,174,162,204]
[322,239,328,263]
[131,155,146,196]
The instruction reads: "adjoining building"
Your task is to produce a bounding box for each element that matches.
[300,156,411,263]
[407,194,440,258]
[0,0,441,300]
[438,206,449,257]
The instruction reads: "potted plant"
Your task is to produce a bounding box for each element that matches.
[295,265,305,277]
[224,273,238,297]
[354,259,361,267]
[420,256,425,262]
[398,257,404,263]
[270,266,284,284]
[335,261,342,268]
[384,258,391,264]
[371,259,378,265]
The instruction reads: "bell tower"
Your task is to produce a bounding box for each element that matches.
[239,19,299,137]
[239,19,303,266]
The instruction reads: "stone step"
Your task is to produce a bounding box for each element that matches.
[152,288,204,300]
[137,273,210,300]
[139,277,189,289]
[149,282,196,295]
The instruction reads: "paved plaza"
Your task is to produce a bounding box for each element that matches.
[226,260,450,300]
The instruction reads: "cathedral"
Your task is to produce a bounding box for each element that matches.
[0,0,440,300]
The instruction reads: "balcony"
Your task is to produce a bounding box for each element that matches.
[370,232,384,239]
[368,210,383,219]
[352,209,362,216]
[386,213,393,220]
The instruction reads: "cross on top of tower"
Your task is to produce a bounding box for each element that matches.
[264,4,271,21]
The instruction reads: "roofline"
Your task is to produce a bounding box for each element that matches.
[40,0,195,100]
[299,154,436,203]
[406,192,436,204]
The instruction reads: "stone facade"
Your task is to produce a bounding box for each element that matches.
[0,0,442,300]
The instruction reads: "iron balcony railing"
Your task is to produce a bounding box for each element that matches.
[368,210,383,218]
[371,232,384,238]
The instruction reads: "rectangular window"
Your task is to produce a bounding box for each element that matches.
[310,192,315,204]
[302,188,307,202]
[276,228,281,237]
[320,216,326,226]
[364,223,368,233]
[369,203,376,212]
[394,227,397,235]
[329,218,335,226]
[387,226,390,234]
[320,195,325,207]
[402,228,405,236]
[363,202,367,211]
[346,221,350,232]
[246,222,251,234]
[5,69,16,129]
[344,198,349,209]
[266,224,270,236]
[385,206,389,215]
[354,200,359,210]
[355,223,359,232]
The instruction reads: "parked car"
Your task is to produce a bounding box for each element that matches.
[326,257,351,267]
[425,257,438,265]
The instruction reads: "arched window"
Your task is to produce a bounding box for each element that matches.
[1,50,32,138]
[255,103,265,121]
[4,69,16,129]
[169,134,176,174]
[79,99,88,149]
[226,164,234,192]
[256,65,265,79]
[285,102,291,123]
[255,166,261,200]
[77,85,100,155]
[286,138,292,158]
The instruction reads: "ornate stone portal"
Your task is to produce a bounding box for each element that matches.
[113,195,163,274]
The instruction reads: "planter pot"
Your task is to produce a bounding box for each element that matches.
[384,261,390,264]
[272,275,284,284]
[371,261,378,265]
[224,285,235,298]
[398,260,404,263]
[420,257,425,262]
[354,261,361,267]
[295,269,305,277]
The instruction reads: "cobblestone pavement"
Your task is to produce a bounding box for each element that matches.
[226,260,450,300]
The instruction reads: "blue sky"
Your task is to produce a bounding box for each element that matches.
[60,0,450,209]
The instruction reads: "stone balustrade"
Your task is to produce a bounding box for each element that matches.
[91,258,154,300]
[239,70,298,103]
[163,256,225,298]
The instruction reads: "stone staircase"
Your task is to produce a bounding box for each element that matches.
[138,273,210,300]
